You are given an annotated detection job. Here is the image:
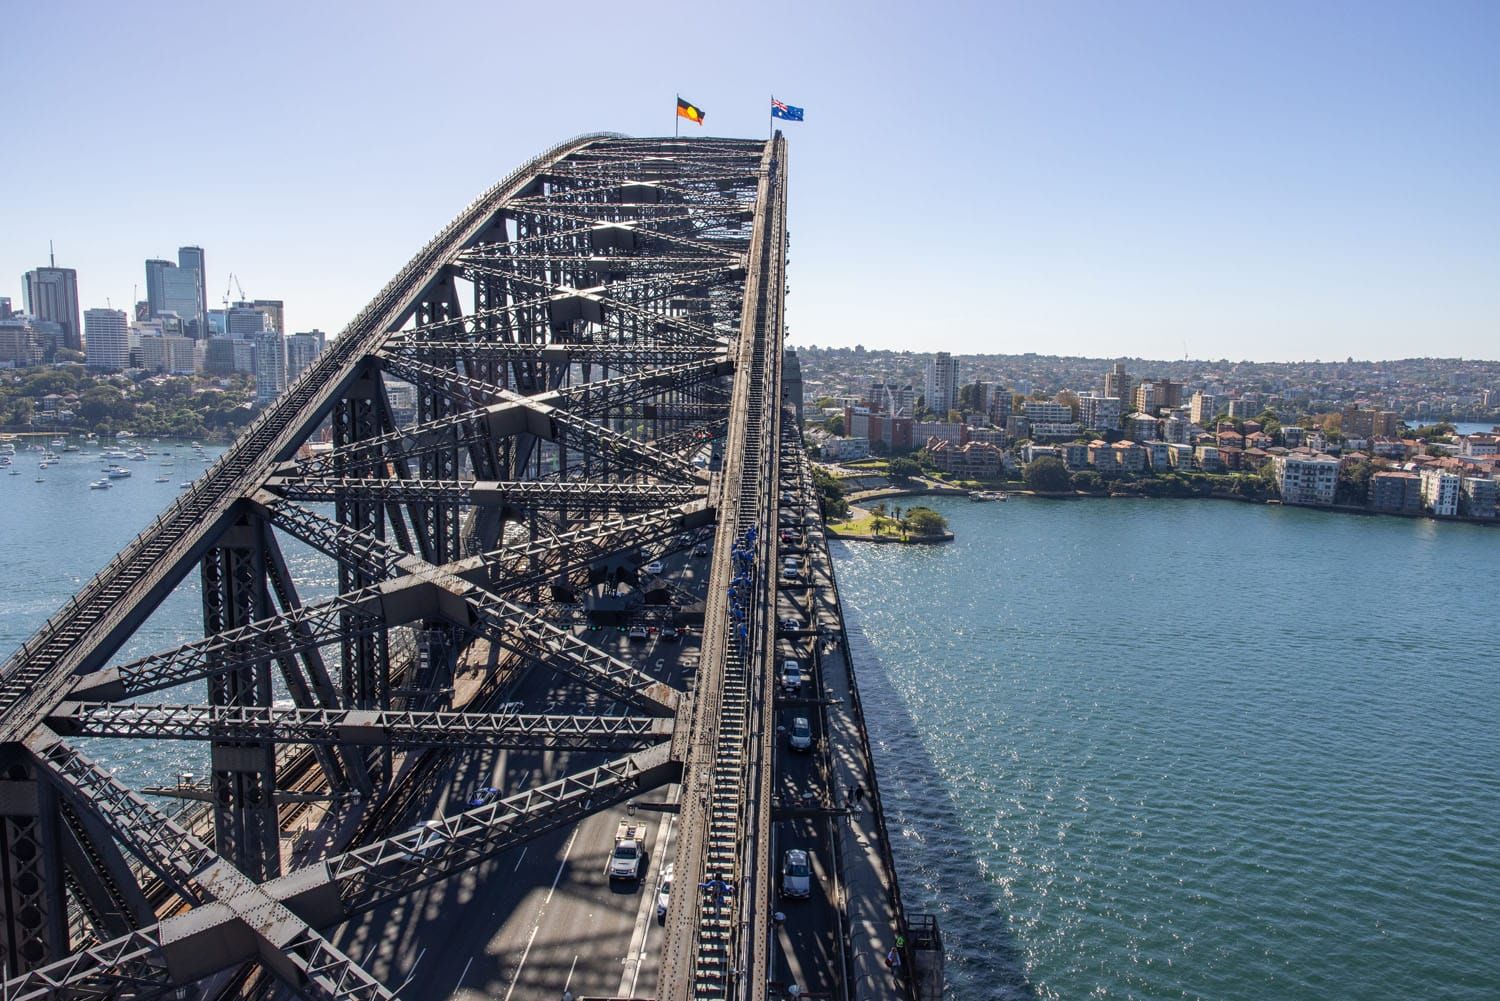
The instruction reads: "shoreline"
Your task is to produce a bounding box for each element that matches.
[1006,487,1500,527]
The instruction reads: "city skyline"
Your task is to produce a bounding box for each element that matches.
[4,1,1496,363]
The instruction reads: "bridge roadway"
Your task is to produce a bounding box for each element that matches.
[0,133,934,1000]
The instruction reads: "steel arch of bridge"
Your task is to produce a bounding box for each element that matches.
[0,134,789,1000]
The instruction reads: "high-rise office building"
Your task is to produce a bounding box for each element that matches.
[84,308,129,371]
[144,259,174,317]
[177,246,207,335]
[22,264,81,350]
[160,268,200,330]
[0,297,11,319]
[226,302,268,339]
[286,329,327,381]
[254,330,287,405]
[925,351,959,417]
[252,299,285,334]
[146,257,204,336]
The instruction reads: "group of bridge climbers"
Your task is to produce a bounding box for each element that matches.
[728,526,758,645]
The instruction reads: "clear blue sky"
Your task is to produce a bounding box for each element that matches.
[4,0,1496,362]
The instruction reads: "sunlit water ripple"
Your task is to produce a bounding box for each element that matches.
[833,495,1499,999]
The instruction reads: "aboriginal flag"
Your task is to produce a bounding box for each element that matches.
[677,97,705,125]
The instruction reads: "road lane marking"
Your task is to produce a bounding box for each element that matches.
[621,795,679,998]
[453,956,474,996]
[393,946,426,994]
[502,825,579,1001]
[513,845,527,871]
[563,954,578,991]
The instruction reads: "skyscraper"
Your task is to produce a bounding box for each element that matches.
[925,351,959,417]
[23,264,81,351]
[84,308,129,371]
[254,329,287,405]
[160,267,201,330]
[177,246,207,336]
[144,259,175,317]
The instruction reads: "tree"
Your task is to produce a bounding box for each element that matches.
[887,456,921,481]
[823,414,845,436]
[1070,470,1105,494]
[812,467,849,521]
[903,506,948,536]
[1023,456,1071,493]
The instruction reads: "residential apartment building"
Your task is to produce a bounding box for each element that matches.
[286,330,327,382]
[1369,471,1422,514]
[139,334,199,374]
[1274,452,1339,506]
[925,352,959,416]
[1113,441,1146,473]
[1059,441,1090,469]
[83,308,129,371]
[1189,390,1217,425]
[1341,407,1401,439]
[1103,362,1131,415]
[1125,412,1160,441]
[1460,477,1497,519]
[1419,468,1461,516]
[1077,393,1121,430]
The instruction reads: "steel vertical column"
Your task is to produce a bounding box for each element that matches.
[0,747,69,974]
[202,510,280,882]
[333,367,390,720]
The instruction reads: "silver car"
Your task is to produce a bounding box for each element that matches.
[781,848,811,898]
[655,863,674,923]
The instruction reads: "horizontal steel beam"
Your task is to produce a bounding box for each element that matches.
[50,702,672,752]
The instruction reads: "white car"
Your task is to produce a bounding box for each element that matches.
[780,660,802,693]
[656,863,674,922]
[781,848,812,898]
[644,560,665,575]
[788,716,813,751]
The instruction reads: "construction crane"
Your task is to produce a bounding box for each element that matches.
[223,273,248,309]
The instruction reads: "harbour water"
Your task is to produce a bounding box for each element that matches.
[0,438,332,792]
[2,442,1497,998]
[834,495,1499,999]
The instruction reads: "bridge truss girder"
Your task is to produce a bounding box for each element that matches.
[0,133,780,998]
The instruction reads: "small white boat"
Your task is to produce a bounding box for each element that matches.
[34,476,45,482]
[179,481,191,488]
[106,466,132,479]
[89,480,112,490]
[154,475,171,483]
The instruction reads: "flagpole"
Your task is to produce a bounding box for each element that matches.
[769,94,774,141]
[675,94,679,139]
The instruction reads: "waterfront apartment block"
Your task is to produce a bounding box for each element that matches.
[1342,406,1402,439]
[1274,452,1339,506]
[1419,468,1462,516]
[1369,471,1422,514]
[1460,476,1497,518]
[1125,412,1161,441]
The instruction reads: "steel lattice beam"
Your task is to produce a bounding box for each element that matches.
[49,702,671,752]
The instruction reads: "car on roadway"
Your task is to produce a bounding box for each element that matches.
[467,786,499,808]
[781,848,812,898]
[628,624,650,641]
[780,660,802,694]
[693,543,709,557]
[788,716,813,751]
[780,616,801,633]
[661,624,680,642]
[644,560,665,575]
[656,863,674,922]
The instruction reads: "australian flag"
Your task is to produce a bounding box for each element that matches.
[771,98,805,122]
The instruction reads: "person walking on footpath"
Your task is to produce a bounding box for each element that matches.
[886,944,903,978]
[700,872,734,913]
